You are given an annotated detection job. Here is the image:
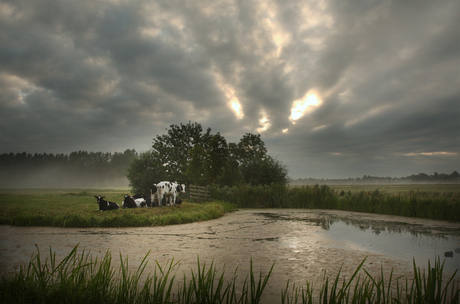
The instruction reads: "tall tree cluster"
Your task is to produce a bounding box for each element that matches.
[127,122,288,193]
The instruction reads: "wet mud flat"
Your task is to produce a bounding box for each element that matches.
[1,209,459,302]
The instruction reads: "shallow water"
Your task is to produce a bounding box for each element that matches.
[1,209,459,302]
[256,210,460,274]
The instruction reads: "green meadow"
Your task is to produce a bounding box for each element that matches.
[0,188,234,227]
[0,183,459,227]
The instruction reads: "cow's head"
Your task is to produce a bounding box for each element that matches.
[180,184,186,193]
[94,195,108,209]
[151,184,157,194]
[94,195,106,202]
[122,194,130,207]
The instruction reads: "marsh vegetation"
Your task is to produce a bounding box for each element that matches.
[210,183,460,222]
[1,245,458,304]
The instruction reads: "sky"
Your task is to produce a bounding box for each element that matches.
[1,0,459,180]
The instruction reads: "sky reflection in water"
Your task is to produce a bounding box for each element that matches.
[259,212,460,274]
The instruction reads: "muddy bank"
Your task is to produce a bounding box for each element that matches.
[1,209,459,302]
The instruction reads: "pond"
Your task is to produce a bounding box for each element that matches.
[1,209,459,302]
[256,210,460,274]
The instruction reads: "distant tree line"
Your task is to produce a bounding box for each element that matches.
[0,150,137,188]
[291,171,460,185]
[404,172,460,182]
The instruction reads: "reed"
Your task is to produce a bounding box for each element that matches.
[0,245,275,304]
[209,184,460,222]
[1,245,458,304]
[280,257,459,304]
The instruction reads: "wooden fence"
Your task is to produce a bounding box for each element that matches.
[188,185,210,201]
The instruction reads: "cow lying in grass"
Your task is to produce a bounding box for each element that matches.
[122,194,147,208]
[94,195,119,211]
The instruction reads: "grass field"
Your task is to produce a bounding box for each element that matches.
[1,184,459,227]
[0,188,235,227]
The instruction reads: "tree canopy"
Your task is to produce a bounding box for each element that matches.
[127,122,289,193]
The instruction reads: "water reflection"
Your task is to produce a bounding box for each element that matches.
[256,211,460,238]
[257,211,460,274]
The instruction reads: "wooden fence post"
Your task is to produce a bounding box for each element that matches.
[189,184,210,201]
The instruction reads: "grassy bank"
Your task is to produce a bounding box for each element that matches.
[1,184,459,226]
[1,245,458,304]
[210,184,460,222]
[0,189,235,227]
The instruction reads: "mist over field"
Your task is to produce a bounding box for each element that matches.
[0,150,135,188]
[1,146,458,189]
[1,166,458,189]
[0,167,130,188]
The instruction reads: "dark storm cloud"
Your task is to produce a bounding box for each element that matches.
[1,0,458,178]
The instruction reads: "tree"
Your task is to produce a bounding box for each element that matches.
[217,142,242,186]
[184,145,208,185]
[237,133,267,162]
[239,155,288,186]
[151,122,211,183]
[126,122,290,191]
[111,149,137,177]
[207,133,229,182]
[127,151,167,194]
[233,133,289,185]
[184,132,230,186]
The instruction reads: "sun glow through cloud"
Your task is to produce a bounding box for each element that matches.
[214,70,244,119]
[257,109,271,132]
[290,92,321,122]
[403,152,458,156]
[230,99,243,119]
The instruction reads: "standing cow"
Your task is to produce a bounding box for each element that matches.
[154,181,186,206]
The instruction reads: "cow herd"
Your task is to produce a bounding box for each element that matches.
[94,181,186,211]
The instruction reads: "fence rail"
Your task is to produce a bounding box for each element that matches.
[188,185,210,201]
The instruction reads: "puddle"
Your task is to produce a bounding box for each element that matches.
[1,209,459,303]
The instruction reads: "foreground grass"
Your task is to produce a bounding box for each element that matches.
[1,245,458,304]
[0,189,235,227]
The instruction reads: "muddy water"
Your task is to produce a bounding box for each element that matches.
[1,209,459,302]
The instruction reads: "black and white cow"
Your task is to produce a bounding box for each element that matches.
[154,181,186,206]
[132,193,151,207]
[94,195,119,211]
[150,184,158,206]
[122,194,146,208]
